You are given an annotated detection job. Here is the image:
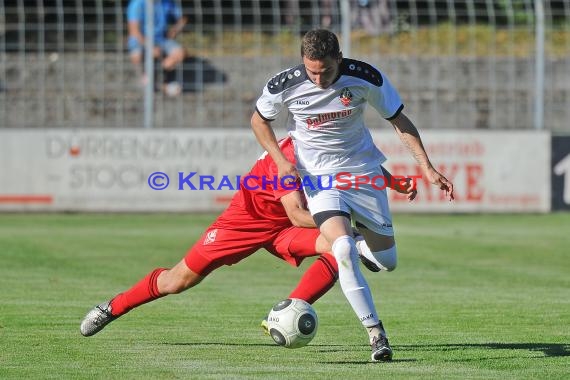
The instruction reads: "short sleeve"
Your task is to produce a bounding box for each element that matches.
[368,70,404,120]
[267,160,300,200]
[126,0,143,22]
[255,77,286,121]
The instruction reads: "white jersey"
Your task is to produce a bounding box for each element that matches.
[255,58,403,176]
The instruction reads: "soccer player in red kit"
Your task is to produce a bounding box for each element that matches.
[80,137,416,337]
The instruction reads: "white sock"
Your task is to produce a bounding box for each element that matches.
[332,235,379,327]
[355,237,398,272]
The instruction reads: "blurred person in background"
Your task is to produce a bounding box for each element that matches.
[127,0,188,97]
[284,0,335,29]
[352,0,393,35]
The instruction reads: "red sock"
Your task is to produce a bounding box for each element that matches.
[109,268,167,317]
[288,253,338,304]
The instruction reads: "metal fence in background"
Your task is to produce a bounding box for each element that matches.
[0,1,569,131]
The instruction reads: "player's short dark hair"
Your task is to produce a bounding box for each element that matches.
[301,29,341,60]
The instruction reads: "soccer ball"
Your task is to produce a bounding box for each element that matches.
[267,298,318,349]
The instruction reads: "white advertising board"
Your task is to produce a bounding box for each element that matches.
[0,129,550,213]
[0,129,263,212]
[375,130,550,213]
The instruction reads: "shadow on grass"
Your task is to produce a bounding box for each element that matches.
[164,342,277,347]
[317,343,568,365]
[319,358,417,364]
[162,341,568,364]
[400,343,569,358]
[164,342,416,365]
[164,342,364,348]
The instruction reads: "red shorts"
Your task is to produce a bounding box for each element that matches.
[184,224,321,276]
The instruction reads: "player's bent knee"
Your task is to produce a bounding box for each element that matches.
[331,235,353,263]
[372,245,397,272]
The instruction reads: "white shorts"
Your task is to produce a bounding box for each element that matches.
[302,167,394,236]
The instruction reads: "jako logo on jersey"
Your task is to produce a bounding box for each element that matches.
[306,109,353,129]
[296,100,310,105]
[340,88,353,106]
[204,229,218,245]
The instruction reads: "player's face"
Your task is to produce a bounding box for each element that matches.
[303,55,341,89]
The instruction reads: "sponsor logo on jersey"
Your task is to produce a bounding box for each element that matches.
[296,100,310,105]
[306,109,353,129]
[204,229,218,245]
[340,88,353,106]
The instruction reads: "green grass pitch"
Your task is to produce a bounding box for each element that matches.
[0,213,568,379]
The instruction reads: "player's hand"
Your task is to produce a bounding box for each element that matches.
[425,168,454,201]
[392,177,418,202]
[277,160,299,187]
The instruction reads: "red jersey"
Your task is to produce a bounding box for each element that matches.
[212,137,301,230]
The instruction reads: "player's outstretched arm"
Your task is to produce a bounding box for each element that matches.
[380,165,418,201]
[389,112,454,201]
[251,111,298,180]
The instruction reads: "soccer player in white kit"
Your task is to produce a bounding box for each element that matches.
[251,29,454,361]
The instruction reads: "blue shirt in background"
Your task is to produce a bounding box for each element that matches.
[127,0,183,43]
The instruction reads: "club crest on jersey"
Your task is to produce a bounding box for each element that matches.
[204,229,218,245]
[340,88,353,107]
